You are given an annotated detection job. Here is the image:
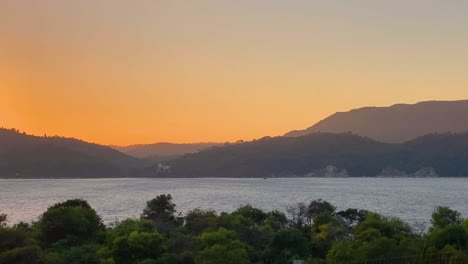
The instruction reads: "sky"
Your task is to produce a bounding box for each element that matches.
[1,1,468,145]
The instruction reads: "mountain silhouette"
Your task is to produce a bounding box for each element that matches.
[111,142,222,161]
[0,128,148,178]
[285,100,468,143]
[156,132,468,178]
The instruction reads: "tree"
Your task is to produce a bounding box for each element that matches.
[311,221,346,258]
[38,199,104,245]
[108,219,155,239]
[112,231,164,264]
[286,202,309,228]
[327,241,359,263]
[210,213,259,248]
[57,244,102,264]
[264,229,310,264]
[141,194,182,232]
[354,213,411,240]
[264,210,288,231]
[0,213,6,227]
[462,219,468,233]
[0,245,44,264]
[431,206,462,229]
[0,225,45,264]
[195,228,250,264]
[336,208,369,227]
[355,237,405,261]
[307,199,336,221]
[429,225,467,249]
[233,205,268,224]
[184,209,217,235]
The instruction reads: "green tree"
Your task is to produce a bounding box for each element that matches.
[38,199,104,245]
[56,243,102,264]
[141,194,182,232]
[431,206,462,229]
[462,218,468,233]
[264,210,288,231]
[356,237,405,261]
[307,199,336,221]
[0,225,45,264]
[195,228,250,264]
[429,225,467,249]
[107,219,155,241]
[327,240,360,263]
[336,208,369,227]
[354,213,412,240]
[112,231,164,264]
[0,245,44,264]
[233,205,268,224]
[264,228,310,264]
[311,221,346,258]
[184,209,217,236]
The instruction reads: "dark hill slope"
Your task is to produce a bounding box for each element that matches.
[285,100,468,143]
[0,128,147,178]
[157,133,468,178]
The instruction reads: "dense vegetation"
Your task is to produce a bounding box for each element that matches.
[161,132,468,178]
[3,127,468,178]
[1,195,467,263]
[0,128,147,178]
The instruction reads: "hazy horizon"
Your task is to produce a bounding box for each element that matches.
[2,1,468,145]
[3,99,468,146]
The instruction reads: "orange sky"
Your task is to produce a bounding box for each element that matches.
[1,1,468,145]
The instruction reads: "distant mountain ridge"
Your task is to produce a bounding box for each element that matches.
[285,100,468,143]
[156,132,468,178]
[0,128,148,178]
[111,142,222,160]
[3,128,468,178]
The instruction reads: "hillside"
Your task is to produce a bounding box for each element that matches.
[155,132,468,178]
[0,128,148,178]
[285,100,468,143]
[112,142,222,160]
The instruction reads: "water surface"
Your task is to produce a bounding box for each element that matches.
[0,178,466,229]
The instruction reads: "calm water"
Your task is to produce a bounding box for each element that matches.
[0,178,467,229]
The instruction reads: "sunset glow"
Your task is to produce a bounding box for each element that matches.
[2,1,468,145]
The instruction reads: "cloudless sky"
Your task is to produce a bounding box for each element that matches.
[1,1,468,145]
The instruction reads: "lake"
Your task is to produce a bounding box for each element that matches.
[0,178,467,230]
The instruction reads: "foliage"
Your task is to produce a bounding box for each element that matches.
[264,228,310,263]
[160,132,468,177]
[0,214,6,227]
[141,194,182,232]
[38,199,104,245]
[194,228,250,264]
[431,206,463,229]
[1,196,467,264]
[0,128,146,179]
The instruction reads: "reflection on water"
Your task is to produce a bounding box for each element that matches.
[0,178,467,228]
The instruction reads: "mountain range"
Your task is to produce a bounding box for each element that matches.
[285,100,468,143]
[111,142,222,161]
[3,99,468,178]
[156,132,468,178]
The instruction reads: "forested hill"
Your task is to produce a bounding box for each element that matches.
[4,128,468,178]
[157,132,468,178]
[285,100,468,143]
[0,128,148,178]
